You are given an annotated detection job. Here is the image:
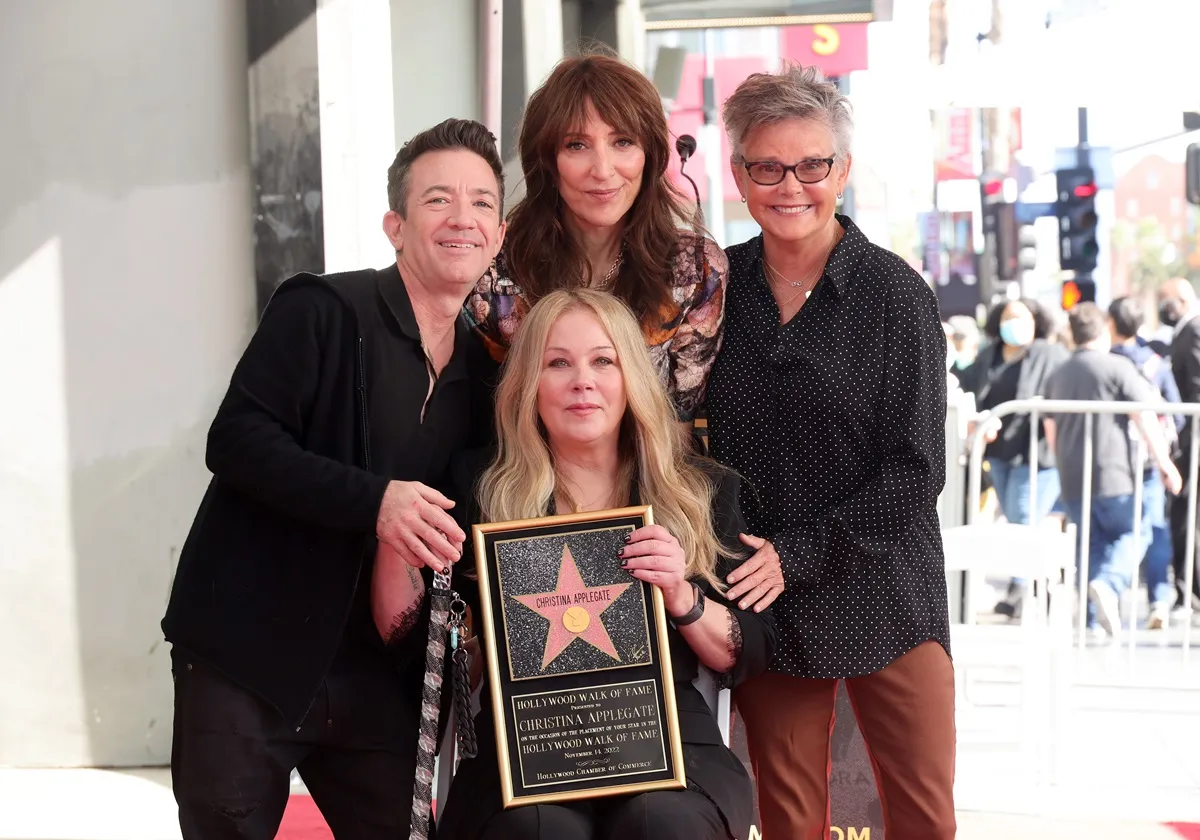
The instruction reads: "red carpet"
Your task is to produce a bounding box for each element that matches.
[279,796,331,840]
[278,797,1200,840]
[279,794,440,839]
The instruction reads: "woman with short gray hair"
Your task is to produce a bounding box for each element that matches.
[704,64,956,840]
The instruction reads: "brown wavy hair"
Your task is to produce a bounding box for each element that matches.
[504,49,693,321]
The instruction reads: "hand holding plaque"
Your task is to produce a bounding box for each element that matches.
[472,506,686,808]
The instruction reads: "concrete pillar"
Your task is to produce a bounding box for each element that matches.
[0,0,255,766]
[317,0,397,272]
[390,0,481,149]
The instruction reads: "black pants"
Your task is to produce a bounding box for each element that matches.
[1168,471,1200,608]
[170,650,417,840]
[477,790,725,840]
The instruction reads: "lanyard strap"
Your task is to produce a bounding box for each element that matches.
[408,569,475,839]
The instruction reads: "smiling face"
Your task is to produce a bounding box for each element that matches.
[537,307,628,453]
[383,148,505,292]
[555,101,646,239]
[732,117,850,249]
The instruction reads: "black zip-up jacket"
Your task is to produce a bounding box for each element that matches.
[161,266,493,725]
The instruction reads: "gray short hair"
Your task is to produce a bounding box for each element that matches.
[722,63,854,161]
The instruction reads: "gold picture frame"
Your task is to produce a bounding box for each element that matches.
[472,505,686,808]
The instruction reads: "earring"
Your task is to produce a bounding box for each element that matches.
[740,196,747,203]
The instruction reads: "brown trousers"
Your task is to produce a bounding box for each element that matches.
[735,641,956,840]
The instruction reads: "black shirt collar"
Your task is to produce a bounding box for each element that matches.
[749,214,867,299]
[378,264,422,342]
[376,263,472,378]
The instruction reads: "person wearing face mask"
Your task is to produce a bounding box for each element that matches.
[1157,277,1200,617]
[971,300,1069,617]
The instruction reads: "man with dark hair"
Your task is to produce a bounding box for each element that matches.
[162,118,506,839]
[1044,303,1182,638]
[1109,295,1181,628]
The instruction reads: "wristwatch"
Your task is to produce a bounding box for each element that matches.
[668,581,705,628]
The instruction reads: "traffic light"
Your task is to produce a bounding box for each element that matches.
[1017,223,1038,272]
[1056,167,1099,272]
[1061,278,1097,310]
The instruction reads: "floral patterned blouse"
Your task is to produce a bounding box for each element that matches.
[464,234,728,421]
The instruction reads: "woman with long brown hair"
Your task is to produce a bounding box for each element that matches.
[466,50,726,423]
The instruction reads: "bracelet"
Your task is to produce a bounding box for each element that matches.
[668,581,705,628]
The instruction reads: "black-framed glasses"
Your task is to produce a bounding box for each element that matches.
[742,158,835,186]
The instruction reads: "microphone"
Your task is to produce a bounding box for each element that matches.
[676,134,697,162]
[675,134,702,224]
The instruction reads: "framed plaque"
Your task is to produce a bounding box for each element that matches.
[472,505,685,808]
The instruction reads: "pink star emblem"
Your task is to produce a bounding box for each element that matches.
[512,545,632,671]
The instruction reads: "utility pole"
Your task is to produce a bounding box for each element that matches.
[977,0,1014,304]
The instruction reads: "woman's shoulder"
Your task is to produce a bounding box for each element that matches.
[722,235,761,271]
[670,232,728,286]
[468,251,525,299]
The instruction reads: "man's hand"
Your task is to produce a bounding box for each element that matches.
[376,481,465,572]
[725,534,785,612]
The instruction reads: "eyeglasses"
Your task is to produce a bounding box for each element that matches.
[742,158,836,186]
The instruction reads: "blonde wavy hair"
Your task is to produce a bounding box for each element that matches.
[477,289,730,589]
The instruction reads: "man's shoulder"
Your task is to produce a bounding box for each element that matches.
[268,267,375,311]
[1178,315,1200,347]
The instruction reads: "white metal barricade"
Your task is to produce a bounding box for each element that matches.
[967,398,1199,659]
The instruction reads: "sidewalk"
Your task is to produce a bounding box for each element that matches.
[1,767,1197,840]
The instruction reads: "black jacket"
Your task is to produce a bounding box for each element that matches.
[1171,317,1200,456]
[161,267,493,725]
[438,460,775,840]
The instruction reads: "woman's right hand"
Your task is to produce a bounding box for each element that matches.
[725,534,785,612]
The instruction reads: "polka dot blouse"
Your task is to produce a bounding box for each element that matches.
[705,215,951,679]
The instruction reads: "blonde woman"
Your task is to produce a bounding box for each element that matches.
[438,289,775,840]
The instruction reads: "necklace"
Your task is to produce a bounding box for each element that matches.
[764,260,823,300]
[593,251,624,291]
[763,226,844,303]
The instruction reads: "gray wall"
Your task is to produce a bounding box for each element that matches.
[0,0,255,766]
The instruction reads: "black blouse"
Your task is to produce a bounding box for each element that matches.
[705,216,951,680]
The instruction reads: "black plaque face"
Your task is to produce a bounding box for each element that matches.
[472,506,685,807]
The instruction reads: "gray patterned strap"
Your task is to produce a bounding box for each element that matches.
[408,569,452,840]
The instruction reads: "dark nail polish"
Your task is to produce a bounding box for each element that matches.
[620,559,629,567]
[624,534,632,543]
[617,547,625,557]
